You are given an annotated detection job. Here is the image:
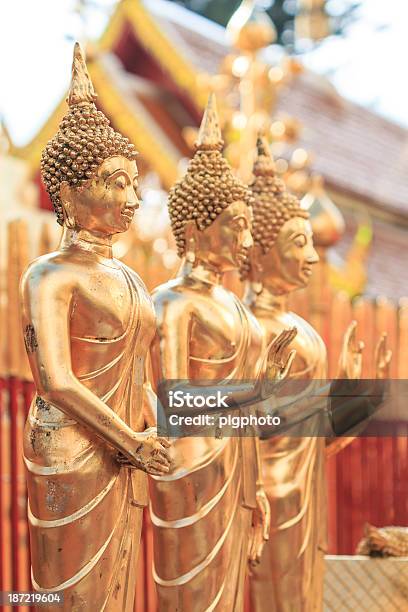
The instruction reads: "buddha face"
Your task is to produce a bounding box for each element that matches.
[189,200,253,273]
[256,216,319,293]
[60,156,139,235]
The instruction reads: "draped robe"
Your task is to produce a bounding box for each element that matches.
[249,311,328,612]
[150,294,264,611]
[23,264,153,612]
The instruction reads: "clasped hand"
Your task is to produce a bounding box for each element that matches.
[116,426,171,476]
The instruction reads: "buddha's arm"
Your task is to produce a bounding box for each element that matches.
[20,266,168,470]
[149,296,192,381]
[142,354,157,428]
[247,436,271,564]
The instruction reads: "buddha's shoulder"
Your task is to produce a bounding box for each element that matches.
[22,251,75,281]
[21,250,104,292]
[151,277,210,314]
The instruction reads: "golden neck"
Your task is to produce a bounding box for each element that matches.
[59,227,114,260]
[179,258,223,286]
[246,283,288,313]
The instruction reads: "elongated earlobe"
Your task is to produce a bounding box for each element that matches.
[60,183,76,229]
[252,259,264,294]
[186,237,196,265]
[183,220,198,268]
[63,203,76,229]
[252,280,263,295]
[246,244,264,293]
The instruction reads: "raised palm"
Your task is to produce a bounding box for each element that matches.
[266,327,297,381]
[338,321,364,380]
[260,327,297,399]
[375,332,392,380]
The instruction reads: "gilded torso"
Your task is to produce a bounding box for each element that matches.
[28,249,155,432]
[149,275,263,610]
[151,276,264,382]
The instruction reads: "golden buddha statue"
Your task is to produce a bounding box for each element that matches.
[148,96,296,611]
[20,43,170,611]
[243,137,391,612]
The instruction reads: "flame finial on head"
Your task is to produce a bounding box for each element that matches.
[253,134,276,177]
[67,42,97,107]
[195,93,223,151]
[256,135,269,157]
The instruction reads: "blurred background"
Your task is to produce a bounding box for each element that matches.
[1,1,408,610]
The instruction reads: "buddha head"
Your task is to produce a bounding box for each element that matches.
[41,43,139,235]
[243,136,319,294]
[168,94,254,274]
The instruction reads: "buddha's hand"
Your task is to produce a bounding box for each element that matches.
[260,327,297,398]
[116,427,171,476]
[248,486,271,566]
[337,321,364,380]
[375,333,392,380]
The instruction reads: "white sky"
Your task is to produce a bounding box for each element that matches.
[1,0,407,146]
[301,0,408,127]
